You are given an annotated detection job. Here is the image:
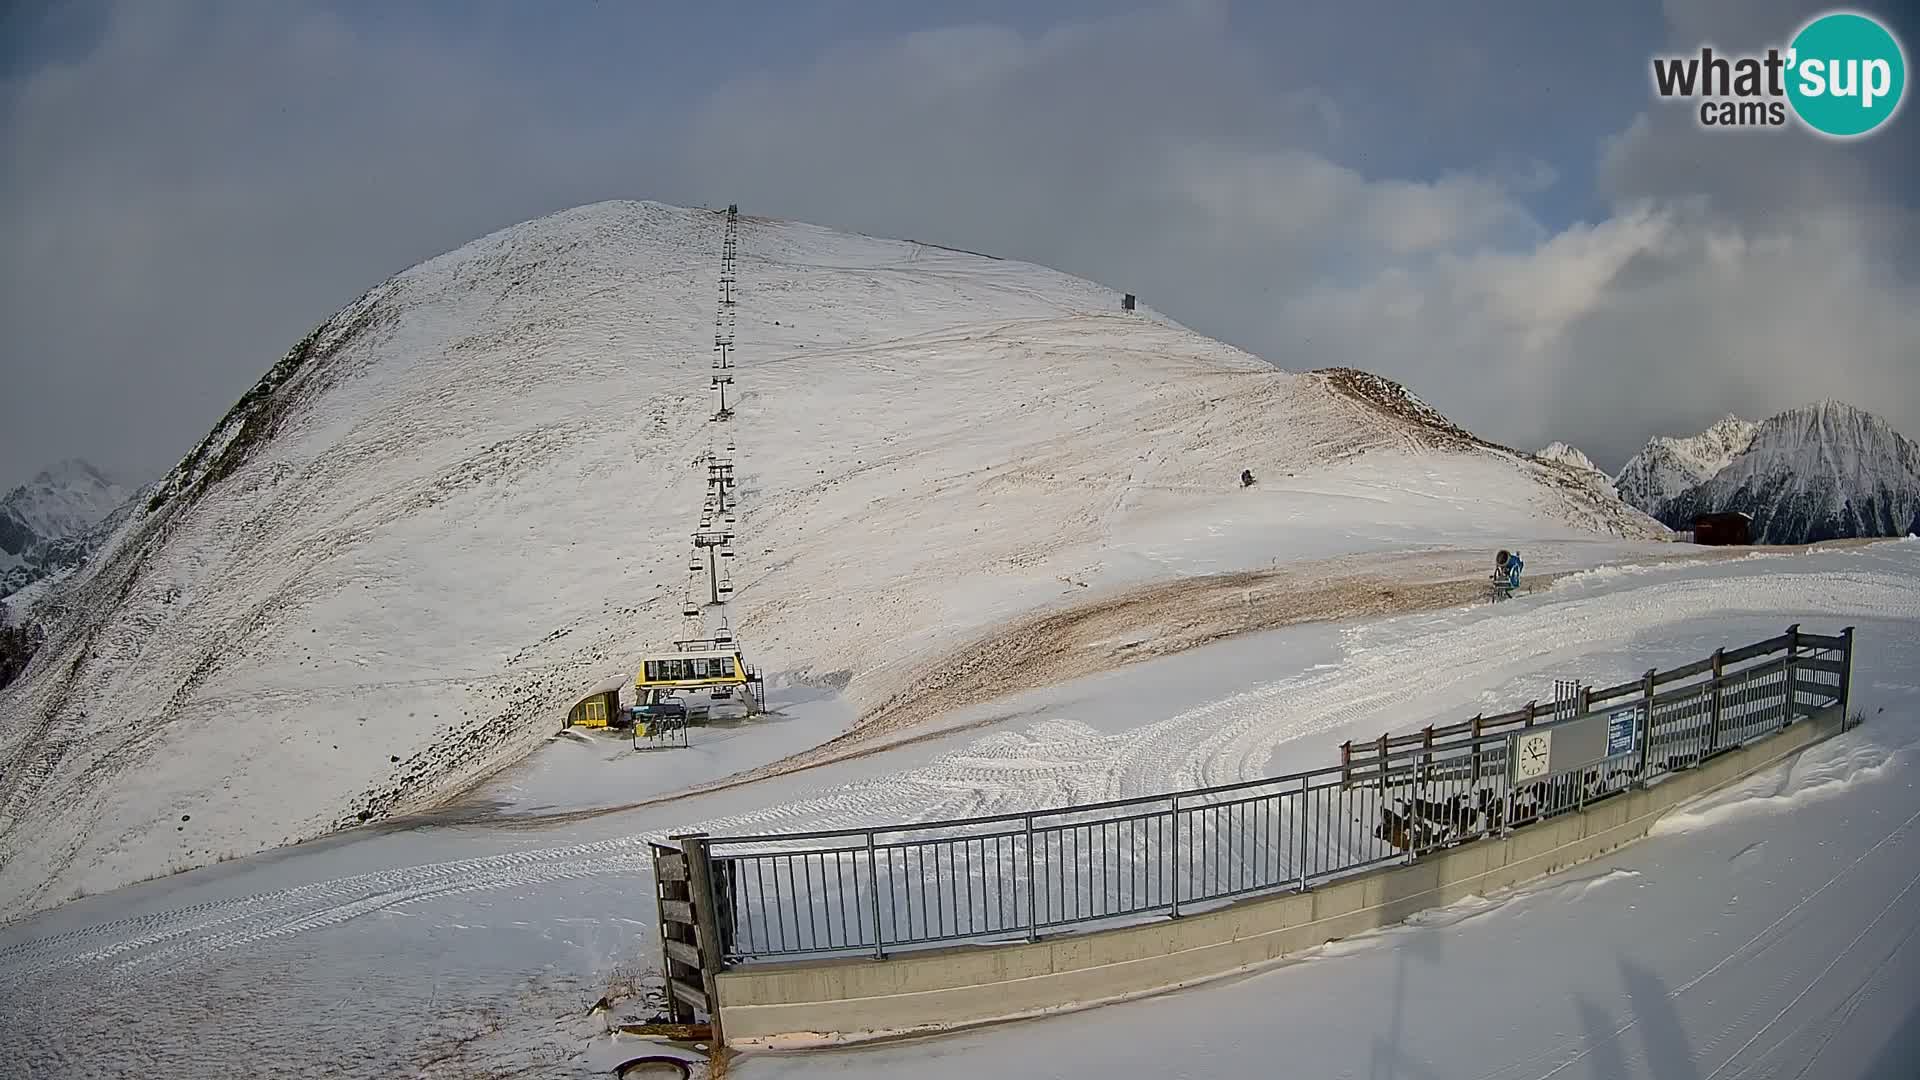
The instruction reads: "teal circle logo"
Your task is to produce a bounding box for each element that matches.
[1786,11,1907,137]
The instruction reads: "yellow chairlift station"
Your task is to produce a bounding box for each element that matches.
[634,646,749,691]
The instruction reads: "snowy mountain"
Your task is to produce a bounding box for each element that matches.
[1523,440,1666,540]
[0,200,1665,917]
[1659,401,1920,544]
[1535,441,1604,477]
[0,460,132,600]
[1613,415,1757,515]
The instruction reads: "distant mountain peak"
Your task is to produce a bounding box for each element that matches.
[1613,415,1757,515]
[1657,401,1920,544]
[0,458,134,599]
[1536,441,1604,475]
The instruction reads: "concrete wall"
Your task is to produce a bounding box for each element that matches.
[716,706,1845,1048]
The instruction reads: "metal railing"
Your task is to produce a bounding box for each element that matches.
[671,625,1854,966]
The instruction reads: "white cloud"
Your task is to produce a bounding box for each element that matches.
[680,3,1915,465]
[3,0,1913,480]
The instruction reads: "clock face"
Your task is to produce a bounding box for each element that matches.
[1515,731,1552,780]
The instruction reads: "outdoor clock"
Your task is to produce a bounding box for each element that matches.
[1514,730,1553,781]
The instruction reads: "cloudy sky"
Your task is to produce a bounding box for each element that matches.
[2,0,1915,489]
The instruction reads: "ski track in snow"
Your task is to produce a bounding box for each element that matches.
[6,560,1910,996]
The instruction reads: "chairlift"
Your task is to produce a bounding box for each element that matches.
[720,548,736,559]
[717,583,735,600]
[681,603,699,617]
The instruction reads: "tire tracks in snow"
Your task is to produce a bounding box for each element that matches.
[0,836,659,991]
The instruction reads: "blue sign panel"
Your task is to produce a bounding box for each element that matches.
[1606,706,1640,758]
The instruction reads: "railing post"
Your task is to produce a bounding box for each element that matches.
[1294,775,1310,892]
[1707,648,1724,755]
[1340,741,1352,788]
[1784,624,1800,731]
[1638,670,1655,779]
[1024,814,1039,941]
[1407,747,1422,865]
[1376,734,1389,794]
[866,830,884,960]
[1840,626,1856,727]
[1469,715,1484,783]
[1169,796,1183,918]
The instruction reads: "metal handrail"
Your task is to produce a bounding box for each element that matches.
[683,625,1854,965]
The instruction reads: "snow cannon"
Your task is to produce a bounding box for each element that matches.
[1490,550,1522,601]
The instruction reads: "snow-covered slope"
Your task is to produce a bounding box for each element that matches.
[0,200,1663,918]
[1660,401,1920,544]
[1521,439,1668,540]
[1613,415,1757,514]
[0,460,131,599]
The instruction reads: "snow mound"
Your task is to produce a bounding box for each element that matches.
[0,199,1662,918]
[1649,730,1900,836]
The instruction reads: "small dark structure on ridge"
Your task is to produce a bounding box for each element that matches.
[1122,293,1136,311]
[1692,511,1753,546]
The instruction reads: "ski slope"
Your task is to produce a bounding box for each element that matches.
[0,541,1913,1080]
[0,201,1658,919]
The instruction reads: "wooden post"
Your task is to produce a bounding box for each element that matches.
[1420,726,1435,785]
[679,832,727,1047]
[1340,740,1352,788]
[651,844,694,1025]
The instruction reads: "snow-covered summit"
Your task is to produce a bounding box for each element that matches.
[1613,414,1757,514]
[1660,401,1920,543]
[0,460,125,540]
[0,459,132,600]
[1536,441,1605,476]
[0,199,1663,917]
